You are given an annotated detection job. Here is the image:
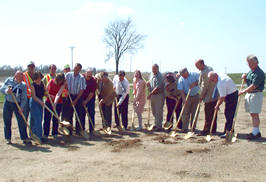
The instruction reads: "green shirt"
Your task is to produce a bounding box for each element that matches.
[246,66,265,91]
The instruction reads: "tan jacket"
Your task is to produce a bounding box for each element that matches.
[165,81,181,98]
[200,65,218,103]
[100,79,115,106]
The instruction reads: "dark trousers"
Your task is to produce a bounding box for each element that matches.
[166,97,183,129]
[114,95,129,129]
[80,97,95,133]
[102,104,112,127]
[43,102,62,136]
[61,95,84,134]
[224,91,238,132]
[3,100,28,140]
[203,100,218,133]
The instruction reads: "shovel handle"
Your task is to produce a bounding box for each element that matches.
[10,92,34,136]
[191,102,201,131]
[230,79,245,132]
[173,89,191,132]
[68,94,84,131]
[209,109,218,135]
[115,97,123,128]
[83,105,95,130]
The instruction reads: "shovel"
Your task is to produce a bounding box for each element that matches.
[169,89,191,137]
[144,99,154,131]
[205,109,218,142]
[130,103,136,131]
[114,98,125,132]
[83,106,101,136]
[225,79,244,143]
[68,95,89,139]
[43,82,71,128]
[10,91,41,144]
[184,102,201,139]
[99,104,112,135]
[43,104,70,136]
[163,97,180,130]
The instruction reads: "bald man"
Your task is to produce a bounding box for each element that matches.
[195,59,218,135]
[208,71,238,138]
[80,69,97,134]
[0,71,31,144]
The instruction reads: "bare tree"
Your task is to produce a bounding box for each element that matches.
[103,18,146,74]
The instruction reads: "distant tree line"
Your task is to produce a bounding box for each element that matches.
[0,65,100,77]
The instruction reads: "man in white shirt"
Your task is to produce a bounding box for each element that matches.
[113,71,130,129]
[208,71,238,138]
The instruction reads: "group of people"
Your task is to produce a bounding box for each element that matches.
[1,54,264,145]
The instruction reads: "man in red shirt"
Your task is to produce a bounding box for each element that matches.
[80,69,97,134]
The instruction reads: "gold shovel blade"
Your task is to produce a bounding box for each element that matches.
[32,134,42,145]
[184,132,194,139]
[225,131,237,143]
[205,135,212,142]
[60,120,72,127]
[163,122,173,130]
[169,131,178,137]
[103,127,112,135]
[58,126,70,136]
[145,124,154,131]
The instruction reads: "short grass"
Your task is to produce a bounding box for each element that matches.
[0,93,4,103]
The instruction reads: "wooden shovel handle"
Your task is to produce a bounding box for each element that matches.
[173,89,191,132]
[68,94,84,130]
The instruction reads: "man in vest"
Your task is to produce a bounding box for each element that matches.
[23,61,35,120]
[43,64,57,86]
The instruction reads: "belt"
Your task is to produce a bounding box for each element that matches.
[248,90,262,93]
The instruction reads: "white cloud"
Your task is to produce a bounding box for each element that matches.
[74,2,113,16]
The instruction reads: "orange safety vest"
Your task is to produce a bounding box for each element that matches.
[23,72,33,98]
[46,74,51,84]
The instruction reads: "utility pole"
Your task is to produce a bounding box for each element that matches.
[69,46,76,70]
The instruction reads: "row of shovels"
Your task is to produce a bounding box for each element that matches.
[9,78,243,144]
[164,80,245,143]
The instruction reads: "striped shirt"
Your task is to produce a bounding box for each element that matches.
[65,72,86,95]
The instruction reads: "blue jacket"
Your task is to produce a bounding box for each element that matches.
[0,77,27,109]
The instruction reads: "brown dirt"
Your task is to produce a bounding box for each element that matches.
[107,139,142,152]
[0,97,266,182]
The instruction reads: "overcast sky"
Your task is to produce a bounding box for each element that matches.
[0,0,265,73]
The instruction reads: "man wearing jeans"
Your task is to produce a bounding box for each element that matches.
[208,71,238,138]
[81,69,97,134]
[239,55,265,140]
[0,71,31,144]
[61,63,86,135]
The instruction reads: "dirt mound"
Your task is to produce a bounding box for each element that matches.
[153,134,180,144]
[108,139,142,152]
[185,148,211,154]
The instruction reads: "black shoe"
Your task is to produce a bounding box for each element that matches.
[153,126,163,132]
[247,132,261,140]
[23,139,32,145]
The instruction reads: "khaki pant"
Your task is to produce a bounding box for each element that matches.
[150,94,164,129]
[182,94,199,130]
